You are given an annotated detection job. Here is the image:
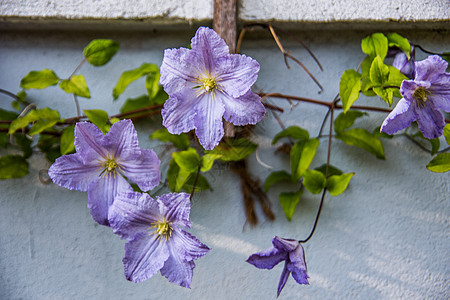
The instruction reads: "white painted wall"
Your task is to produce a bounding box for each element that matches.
[0,28,448,299]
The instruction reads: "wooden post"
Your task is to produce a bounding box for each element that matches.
[213,0,237,137]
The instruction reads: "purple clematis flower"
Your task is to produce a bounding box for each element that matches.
[48,119,161,226]
[160,26,266,150]
[247,236,309,297]
[381,55,450,139]
[109,191,210,287]
[392,45,415,79]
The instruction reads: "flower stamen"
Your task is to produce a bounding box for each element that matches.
[413,87,431,108]
[150,218,173,241]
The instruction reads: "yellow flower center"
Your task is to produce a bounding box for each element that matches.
[151,218,172,240]
[413,87,430,108]
[104,158,118,172]
[202,77,217,93]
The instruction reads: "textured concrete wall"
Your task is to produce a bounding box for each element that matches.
[0,28,448,299]
[1,0,449,27]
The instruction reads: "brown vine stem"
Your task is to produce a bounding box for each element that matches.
[268,25,324,92]
[299,105,334,243]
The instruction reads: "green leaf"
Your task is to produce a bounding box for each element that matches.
[183,173,210,192]
[314,164,343,177]
[373,126,393,139]
[426,153,450,173]
[201,153,222,172]
[60,125,75,155]
[373,87,394,106]
[59,75,90,98]
[387,66,407,98]
[326,173,354,196]
[14,134,33,158]
[0,155,29,179]
[302,169,326,194]
[279,190,303,221]
[29,119,59,135]
[83,109,110,134]
[113,63,159,100]
[334,110,365,134]
[167,158,194,192]
[16,90,27,102]
[370,56,389,86]
[443,124,450,146]
[264,170,293,192]
[340,69,362,112]
[149,128,190,150]
[361,33,388,60]
[441,52,450,64]
[291,138,320,181]
[387,33,411,59]
[37,134,61,162]
[337,128,385,159]
[172,148,201,173]
[272,126,309,144]
[208,138,257,161]
[146,71,161,99]
[83,39,119,66]
[20,69,59,89]
[0,108,18,121]
[9,107,60,134]
[361,56,376,96]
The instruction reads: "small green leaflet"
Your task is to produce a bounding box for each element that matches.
[272,126,309,144]
[314,164,343,177]
[83,39,119,66]
[83,109,110,134]
[208,138,257,161]
[201,154,222,172]
[443,124,450,146]
[60,125,75,155]
[291,138,319,181]
[150,128,190,150]
[20,69,59,89]
[167,159,192,192]
[0,155,29,179]
[14,134,33,158]
[387,33,411,59]
[361,56,376,97]
[113,63,159,100]
[336,128,385,159]
[426,153,450,173]
[172,148,201,173]
[38,134,61,162]
[145,70,161,99]
[370,56,389,86]
[334,110,365,134]
[9,107,60,135]
[183,173,210,192]
[361,33,388,60]
[59,75,91,98]
[279,190,303,221]
[326,173,354,196]
[264,170,293,192]
[302,169,326,194]
[339,69,362,113]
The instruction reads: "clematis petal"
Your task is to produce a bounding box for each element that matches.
[194,92,225,150]
[105,119,140,159]
[171,229,210,261]
[48,153,99,191]
[123,232,169,283]
[190,27,230,74]
[162,90,198,135]
[429,73,450,112]
[400,80,430,102]
[109,192,160,240]
[157,193,191,228]
[220,90,266,126]
[246,246,287,270]
[415,101,445,139]
[272,236,300,252]
[380,98,416,135]
[287,245,309,285]
[216,54,260,98]
[160,238,195,288]
[74,122,108,163]
[120,149,161,192]
[87,173,132,226]
[415,55,448,82]
[160,47,202,95]
[277,261,291,297]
